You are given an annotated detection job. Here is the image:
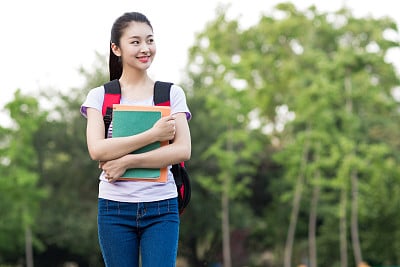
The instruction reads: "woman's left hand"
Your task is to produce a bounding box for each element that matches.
[100,157,127,183]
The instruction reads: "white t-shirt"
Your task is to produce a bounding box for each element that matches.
[80,83,191,203]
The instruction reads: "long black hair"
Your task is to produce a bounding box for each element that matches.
[109,12,153,81]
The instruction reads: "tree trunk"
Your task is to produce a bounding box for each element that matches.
[284,171,304,267]
[351,170,363,265]
[222,180,231,267]
[309,179,320,267]
[222,125,232,267]
[339,188,348,267]
[25,226,34,267]
[284,137,310,267]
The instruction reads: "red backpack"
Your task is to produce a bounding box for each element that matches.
[102,79,191,215]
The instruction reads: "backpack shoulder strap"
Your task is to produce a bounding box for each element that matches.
[102,79,121,138]
[154,81,173,106]
[103,79,121,115]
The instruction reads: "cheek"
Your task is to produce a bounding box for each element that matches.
[151,46,156,56]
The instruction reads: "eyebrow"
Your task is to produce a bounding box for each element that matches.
[128,34,154,39]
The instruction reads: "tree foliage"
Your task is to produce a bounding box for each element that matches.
[183,2,400,267]
[0,90,49,263]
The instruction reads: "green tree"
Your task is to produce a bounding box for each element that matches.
[33,53,109,266]
[0,90,48,266]
[184,2,400,267]
[183,4,270,266]
[0,52,108,266]
[266,3,400,267]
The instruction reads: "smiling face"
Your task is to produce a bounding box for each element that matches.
[111,21,156,72]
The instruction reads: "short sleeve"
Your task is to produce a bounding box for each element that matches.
[170,84,192,121]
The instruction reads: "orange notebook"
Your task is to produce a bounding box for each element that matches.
[112,104,171,182]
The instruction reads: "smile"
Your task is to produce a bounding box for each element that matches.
[137,56,150,63]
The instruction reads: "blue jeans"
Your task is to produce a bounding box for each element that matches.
[98,198,180,267]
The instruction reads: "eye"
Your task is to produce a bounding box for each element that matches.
[147,38,155,44]
[130,40,140,45]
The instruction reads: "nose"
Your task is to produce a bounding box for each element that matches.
[140,43,150,53]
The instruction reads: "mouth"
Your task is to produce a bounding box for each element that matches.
[137,55,151,63]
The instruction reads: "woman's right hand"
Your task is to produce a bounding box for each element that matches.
[151,115,176,141]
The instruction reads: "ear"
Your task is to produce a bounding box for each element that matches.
[111,43,121,57]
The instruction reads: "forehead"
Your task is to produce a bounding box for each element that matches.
[121,21,154,39]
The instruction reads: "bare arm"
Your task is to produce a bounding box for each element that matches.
[85,107,176,161]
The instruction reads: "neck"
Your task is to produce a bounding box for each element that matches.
[119,72,152,89]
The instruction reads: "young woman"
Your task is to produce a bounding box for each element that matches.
[80,12,191,267]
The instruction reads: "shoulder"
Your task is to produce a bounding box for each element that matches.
[155,81,187,100]
[87,85,105,98]
[85,85,107,105]
[170,84,187,98]
[171,83,183,92]
[80,85,105,116]
[85,85,105,106]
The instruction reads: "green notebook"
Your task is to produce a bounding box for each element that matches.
[112,108,163,179]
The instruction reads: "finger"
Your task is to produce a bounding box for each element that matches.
[161,115,171,121]
[165,115,176,122]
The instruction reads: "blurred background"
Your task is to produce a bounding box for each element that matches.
[0,0,399,266]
